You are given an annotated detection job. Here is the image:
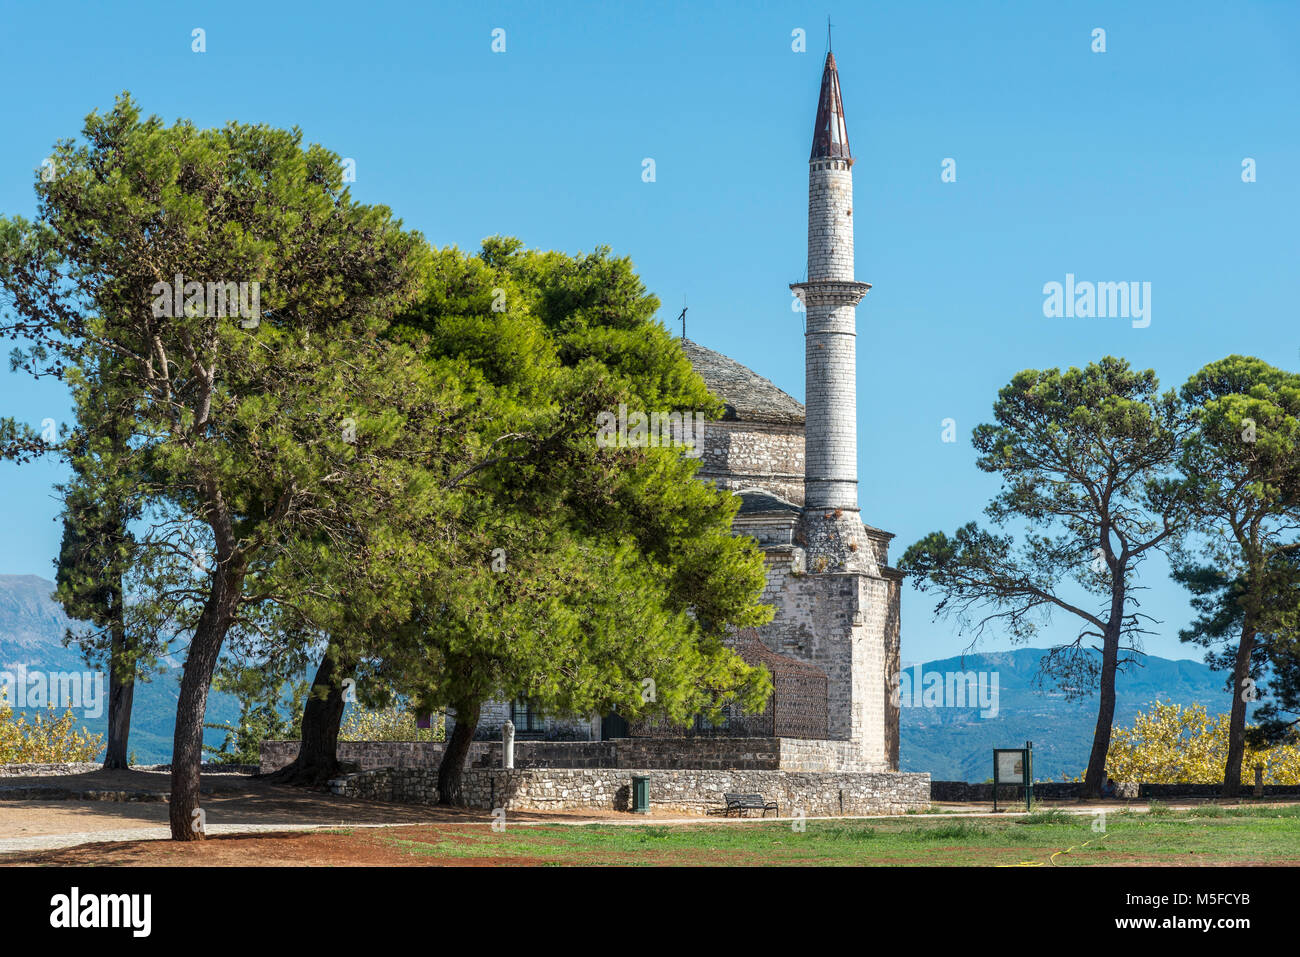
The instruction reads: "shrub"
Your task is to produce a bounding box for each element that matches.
[0,690,104,763]
[1105,700,1300,784]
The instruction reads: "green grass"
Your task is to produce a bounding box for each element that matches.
[371,804,1300,866]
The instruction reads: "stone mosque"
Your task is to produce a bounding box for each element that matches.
[465,50,905,775]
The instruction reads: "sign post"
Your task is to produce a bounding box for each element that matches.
[993,741,1034,813]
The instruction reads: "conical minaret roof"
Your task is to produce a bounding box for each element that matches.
[809,51,851,161]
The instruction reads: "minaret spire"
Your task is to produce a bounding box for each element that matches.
[810,50,851,163]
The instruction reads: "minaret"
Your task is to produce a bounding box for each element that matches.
[791,51,872,571]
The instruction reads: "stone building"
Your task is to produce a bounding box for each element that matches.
[463,50,903,772]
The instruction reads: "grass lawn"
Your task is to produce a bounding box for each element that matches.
[367,803,1300,866]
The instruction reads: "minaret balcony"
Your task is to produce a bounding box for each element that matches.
[789,279,871,309]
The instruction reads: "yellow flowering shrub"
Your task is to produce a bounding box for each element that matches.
[1106,700,1300,784]
[0,689,105,763]
[338,705,443,742]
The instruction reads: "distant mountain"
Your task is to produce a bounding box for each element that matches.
[900,646,1251,781]
[0,574,241,763]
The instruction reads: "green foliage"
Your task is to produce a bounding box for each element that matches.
[1106,700,1300,784]
[901,358,1190,689]
[0,690,105,763]
[915,821,989,841]
[202,660,307,765]
[376,239,773,732]
[1174,356,1300,757]
[900,358,1196,795]
[0,94,469,833]
[1023,808,1071,825]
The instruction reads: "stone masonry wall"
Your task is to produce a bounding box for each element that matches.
[931,780,1300,802]
[260,740,455,773]
[750,557,894,770]
[331,766,931,816]
[260,736,875,775]
[802,157,859,514]
[807,160,855,281]
[695,420,805,505]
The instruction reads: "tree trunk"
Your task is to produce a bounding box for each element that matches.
[1082,599,1125,798]
[437,701,480,805]
[1222,624,1258,799]
[264,649,352,787]
[102,584,137,770]
[169,564,244,841]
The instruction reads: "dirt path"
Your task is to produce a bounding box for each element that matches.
[0,769,712,855]
[1,827,541,866]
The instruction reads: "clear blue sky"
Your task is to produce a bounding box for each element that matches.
[1,0,1296,664]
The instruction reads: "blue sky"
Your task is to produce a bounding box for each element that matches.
[0,0,1296,664]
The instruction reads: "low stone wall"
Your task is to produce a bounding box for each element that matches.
[471,741,617,769]
[930,780,1300,801]
[260,741,453,773]
[330,766,930,816]
[470,738,787,770]
[261,737,880,775]
[0,785,165,802]
[0,763,104,777]
[0,762,257,777]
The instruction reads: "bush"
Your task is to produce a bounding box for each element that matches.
[0,690,104,763]
[1105,700,1300,784]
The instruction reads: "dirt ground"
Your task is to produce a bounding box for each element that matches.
[0,768,721,866]
[0,768,717,859]
[1,770,434,840]
[1,826,492,866]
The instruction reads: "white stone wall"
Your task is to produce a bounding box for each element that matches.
[331,765,931,816]
[807,160,855,281]
[750,540,896,770]
[261,736,878,775]
[803,307,858,511]
[803,159,861,513]
[695,420,805,505]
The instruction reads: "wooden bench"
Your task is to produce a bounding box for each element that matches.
[724,792,779,817]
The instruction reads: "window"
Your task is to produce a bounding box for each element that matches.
[511,698,543,733]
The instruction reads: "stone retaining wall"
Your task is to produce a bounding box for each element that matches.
[0,763,104,777]
[0,762,258,777]
[0,786,165,802]
[260,737,882,775]
[331,766,930,816]
[930,780,1300,801]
